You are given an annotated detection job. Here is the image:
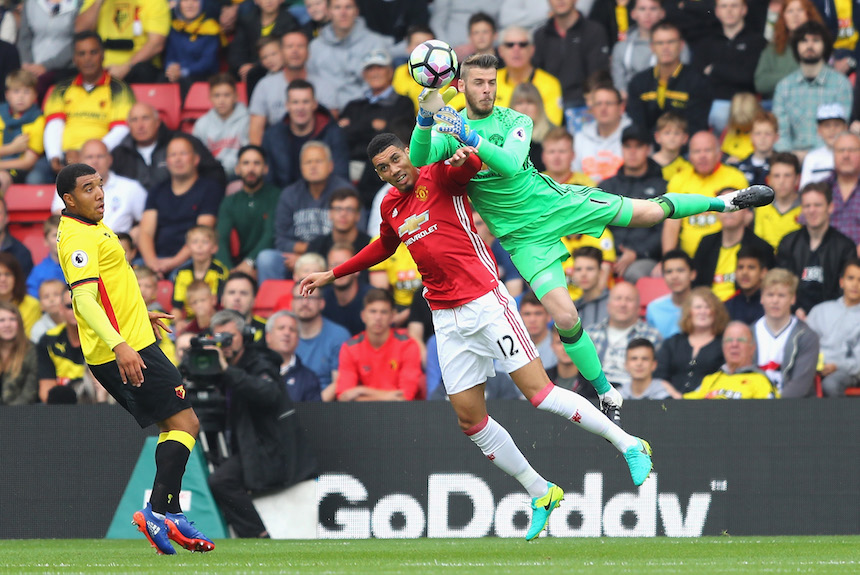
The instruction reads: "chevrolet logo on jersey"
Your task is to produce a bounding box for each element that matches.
[398,211,430,237]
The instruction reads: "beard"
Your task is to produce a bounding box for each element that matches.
[464,89,495,118]
[799,52,822,65]
[241,173,262,189]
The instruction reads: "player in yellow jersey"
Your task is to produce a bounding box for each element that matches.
[55,164,213,555]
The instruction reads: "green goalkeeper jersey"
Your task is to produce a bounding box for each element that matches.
[409,106,593,239]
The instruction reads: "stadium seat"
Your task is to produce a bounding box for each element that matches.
[157,280,174,312]
[254,279,295,318]
[5,184,56,224]
[635,276,670,317]
[132,84,181,130]
[9,223,48,263]
[844,387,860,397]
[179,81,248,132]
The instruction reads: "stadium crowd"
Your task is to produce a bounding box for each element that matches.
[4,0,860,406]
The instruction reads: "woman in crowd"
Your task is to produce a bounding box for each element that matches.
[655,287,728,395]
[0,300,37,405]
[0,252,40,338]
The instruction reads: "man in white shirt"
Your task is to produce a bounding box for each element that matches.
[51,139,146,234]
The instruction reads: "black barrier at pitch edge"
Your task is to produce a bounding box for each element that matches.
[1,400,859,538]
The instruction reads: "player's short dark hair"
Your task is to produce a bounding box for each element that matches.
[791,21,832,62]
[225,271,258,295]
[56,163,97,199]
[770,152,800,174]
[287,78,315,97]
[661,249,693,269]
[237,144,267,163]
[842,257,860,277]
[73,30,103,48]
[468,11,496,32]
[329,187,360,207]
[737,244,770,268]
[572,246,603,265]
[800,180,832,204]
[520,290,542,309]
[461,53,499,79]
[363,287,394,308]
[626,337,655,355]
[367,133,406,162]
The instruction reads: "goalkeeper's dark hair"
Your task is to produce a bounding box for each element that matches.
[461,53,499,79]
[367,133,406,163]
[56,163,97,199]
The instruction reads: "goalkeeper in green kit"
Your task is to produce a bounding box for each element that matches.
[410,53,774,417]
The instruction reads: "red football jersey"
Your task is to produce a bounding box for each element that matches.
[376,156,499,309]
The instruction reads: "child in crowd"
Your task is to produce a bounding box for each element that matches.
[0,70,44,194]
[621,338,677,400]
[302,0,330,39]
[799,102,848,187]
[134,265,177,364]
[730,110,779,186]
[25,215,63,298]
[29,278,65,344]
[724,245,769,325]
[755,152,802,250]
[650,111,690,182]
[182,279,218,335]
[192,73,250,179]
[116,232,143,267]
[171,225,228,324]
[562,231,616,302]
[257,35,285,76]
[164,0,223,99]
[721,93,761,164]
[570,247,610,331]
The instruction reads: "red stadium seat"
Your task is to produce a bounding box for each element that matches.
[179,81,248,132]
[132,83,182,130]
[5,184,56,224]
[635,276,670,317]
[845,387,860,396]
[254,279,295,318]
[9,223,48,263]
[157,280,174,312]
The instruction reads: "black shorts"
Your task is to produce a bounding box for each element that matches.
[89,343,190,428]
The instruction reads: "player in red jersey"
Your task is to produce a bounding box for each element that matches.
[299,133,653,540]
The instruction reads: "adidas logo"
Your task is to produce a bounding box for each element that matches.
[147,520,161,535]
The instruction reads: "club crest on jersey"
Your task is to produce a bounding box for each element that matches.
[415,185,430,201]
[392,208,398,218]
[398,210,430,236]
[71,250,88,268]
[175,385,186,400]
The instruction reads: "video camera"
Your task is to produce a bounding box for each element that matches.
[179,332,234,437]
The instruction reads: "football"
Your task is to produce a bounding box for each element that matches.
[408,39,458,89]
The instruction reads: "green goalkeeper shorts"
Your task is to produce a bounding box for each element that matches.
[499,189,627,297]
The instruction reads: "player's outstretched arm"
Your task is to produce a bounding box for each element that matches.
[411,88,457,168]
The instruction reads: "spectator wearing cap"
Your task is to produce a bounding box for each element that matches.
[306,0,393,116]
[800,102,848,187]
[773,21,853,159]
[493,26,563,126]
[600,125,666,283]
[337,49,414,209]
[827,131,860,248]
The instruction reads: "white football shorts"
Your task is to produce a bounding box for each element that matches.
[432,284,539,395]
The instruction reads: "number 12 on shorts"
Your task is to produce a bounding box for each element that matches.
[496,335,520,358]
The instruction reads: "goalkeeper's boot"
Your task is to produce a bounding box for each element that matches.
[166,512,215,552]
[624,438,653,486]
[526,482,564,541]
[721,185,774,212]
[132,502,176,555]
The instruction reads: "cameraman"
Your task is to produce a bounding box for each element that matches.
[204,310,318,538]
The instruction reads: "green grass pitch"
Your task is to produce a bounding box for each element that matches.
[1,537,859,574]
